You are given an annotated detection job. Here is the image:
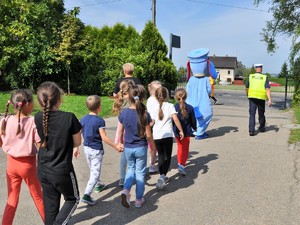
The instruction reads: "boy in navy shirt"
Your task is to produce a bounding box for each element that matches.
[80,95,123,205]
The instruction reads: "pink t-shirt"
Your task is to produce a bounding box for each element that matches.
[0,115,40,157]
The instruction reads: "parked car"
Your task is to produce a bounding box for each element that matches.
[269,81,282,87]
[219,81,231,85]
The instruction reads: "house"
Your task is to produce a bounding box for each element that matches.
[208,55,238,84]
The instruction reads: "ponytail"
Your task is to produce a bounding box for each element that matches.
[1,100,10,135]
[175,88,188,119]
[128,85,148,138]
[155,87,169,120]
[16,102,23,135]
[37,82,63,148]
[41,98,50,148]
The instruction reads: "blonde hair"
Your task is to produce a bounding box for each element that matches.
[155,86,169,120]
[86,95,101,112]
[123,63,134,75]
[175,88,188,119]
[113,79,134,114]
[148,80,162,96]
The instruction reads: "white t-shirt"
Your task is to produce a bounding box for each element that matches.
[152,101,177,140]
[146,96,158,119]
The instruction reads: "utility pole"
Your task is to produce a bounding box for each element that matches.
[152,0,156,26]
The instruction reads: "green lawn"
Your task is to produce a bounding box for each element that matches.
[0,92,113,119]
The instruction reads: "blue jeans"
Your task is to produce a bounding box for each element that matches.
[119,151,127,180]
[123,146,147,200]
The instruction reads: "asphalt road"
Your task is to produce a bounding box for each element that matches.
[0,90,299,225]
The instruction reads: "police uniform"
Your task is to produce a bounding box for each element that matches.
[245,64,271,136]
[186,48,218,140]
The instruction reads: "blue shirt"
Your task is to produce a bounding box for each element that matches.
[173,103,197,137]
[118,108,151,148]
[80,114,105,151]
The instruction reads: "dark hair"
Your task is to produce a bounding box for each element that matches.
[113,79,134,114]
[128,85,148,137]
[175,88,188,119]
[1,89,33,136]
[36,82,64,148]
[155,86,169,120]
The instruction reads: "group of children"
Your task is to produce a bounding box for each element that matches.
[0,79,197,224]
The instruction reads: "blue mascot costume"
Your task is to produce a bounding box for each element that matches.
[186,48,218,140]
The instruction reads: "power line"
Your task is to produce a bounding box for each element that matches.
[186,0,269,13]
[66,0,123,9]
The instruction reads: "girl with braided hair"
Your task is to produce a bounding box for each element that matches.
[113,79,134,187]
[118,84,156,208]
[34,81,82,225]
[152,86,184,190]
[173,88,197,175]
[0,89,45,224]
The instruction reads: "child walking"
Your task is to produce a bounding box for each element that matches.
[146,80,162,173]
[118,85,156,208]
[152,87,184,190]
[113,79,134,187]
[0,89,45,225]
[34,81,82,225]
[173,88,197,175]
[209,76,218,104]
[80,95,123,205]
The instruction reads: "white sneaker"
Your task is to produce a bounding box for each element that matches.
[156,177,164,190]
[149,165,158,173]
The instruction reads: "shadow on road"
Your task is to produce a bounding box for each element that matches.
[207,126,239,137]
[69,152,218,225]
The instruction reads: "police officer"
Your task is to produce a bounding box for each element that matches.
[245,64,272,136]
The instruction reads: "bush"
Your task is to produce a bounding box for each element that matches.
[292,90,300,107]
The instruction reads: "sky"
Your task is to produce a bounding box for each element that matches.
[64,0,292,74]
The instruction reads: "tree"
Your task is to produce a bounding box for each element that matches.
[51,7,86,94]
[0,0,65,89]
[78,24,145,95]
[291,57,300,106]
[254,0,299,59]
[278,62,289,78]
[139,21,178,91]
[254,0,300,92]
[236,61,248,77]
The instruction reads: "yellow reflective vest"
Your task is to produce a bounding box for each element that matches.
[248,73,267,100]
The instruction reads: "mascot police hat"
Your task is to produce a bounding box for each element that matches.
[188,48,209,77]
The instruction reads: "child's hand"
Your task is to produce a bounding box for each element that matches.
[73,147,80,159]
[179,131,184,140]
[116,143,124,152]
[150,119,155,127]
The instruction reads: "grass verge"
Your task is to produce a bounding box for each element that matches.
[0,93,113,119]
[289,106,300,143]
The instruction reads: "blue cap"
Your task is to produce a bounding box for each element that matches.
[188,48,209,76]
[188,48,209,63]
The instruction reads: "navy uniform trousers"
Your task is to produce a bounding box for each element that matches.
[248,98,266,133]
